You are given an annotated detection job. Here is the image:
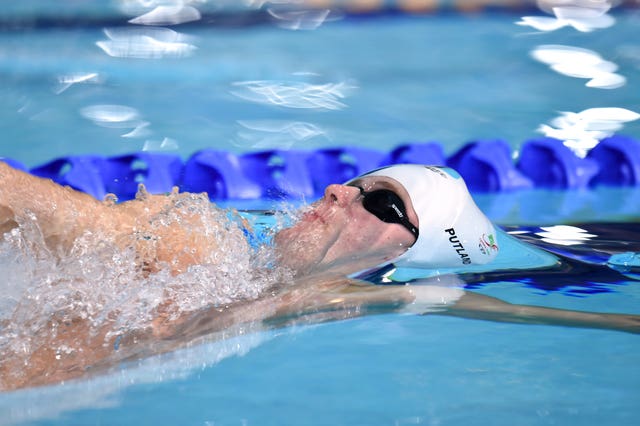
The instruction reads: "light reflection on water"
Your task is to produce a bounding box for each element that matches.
[517,0,616,32]
[522,0,639,157]
[230,79,357,110]
[96,27,198,59]
[0,5,638,166]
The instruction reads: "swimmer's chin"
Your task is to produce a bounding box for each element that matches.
[274,225,336,276]
[274,229,315,275]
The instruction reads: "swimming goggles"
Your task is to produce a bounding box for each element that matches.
[349,185,419,241]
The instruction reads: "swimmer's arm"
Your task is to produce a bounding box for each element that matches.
[439,291,640,334]
[0,162,121,249]
[325,278,640,335]
[266,276,640,334]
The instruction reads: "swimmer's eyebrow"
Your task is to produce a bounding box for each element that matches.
[348,176,403,194]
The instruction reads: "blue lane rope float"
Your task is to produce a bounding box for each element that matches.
[181,149,263,200]
[2,135,639,201]
[308,147,386,194]
[448,139,533,192]
[102,153,183,201]
[516,138,599,189]
[380,142,445,167]
[588,135,640,186]
[31,155,108,200]
[242,149,316,199]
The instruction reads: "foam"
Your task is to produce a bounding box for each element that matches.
[0,190,292,386]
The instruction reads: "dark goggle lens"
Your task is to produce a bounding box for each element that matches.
[356,188,419,240]
[362,190,405,222]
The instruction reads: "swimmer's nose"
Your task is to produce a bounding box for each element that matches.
[324,184,361,207]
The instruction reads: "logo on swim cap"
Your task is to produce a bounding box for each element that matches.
[423,166,449,179]
[478,233,499,257]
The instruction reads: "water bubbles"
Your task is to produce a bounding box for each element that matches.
[231,79,356,111]
[531,45,625,89]
[96,27,197,59]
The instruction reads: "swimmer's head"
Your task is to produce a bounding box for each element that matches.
[347,164,499,269]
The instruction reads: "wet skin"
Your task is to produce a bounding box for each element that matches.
[275,177,419,276]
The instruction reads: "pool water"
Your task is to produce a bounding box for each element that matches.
[2,10,640,166]
[4,315,639,425]
[1,216,639,425]
[1,3,640,425]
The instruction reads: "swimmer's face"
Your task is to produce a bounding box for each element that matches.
[275,176,419,275]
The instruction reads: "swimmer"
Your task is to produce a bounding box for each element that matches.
[0,161,638,390]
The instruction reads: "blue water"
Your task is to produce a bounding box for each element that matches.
[1,11,640,166]
[2,217,639,425]
[1,4,640,426]
[3,314,639,425]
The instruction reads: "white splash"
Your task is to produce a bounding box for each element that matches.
[0,193,288,389]
[538,107,640,158]
[129,5,202,26]
[516,2,615,32]
[531,45,625,89]
[231,80,356,111]
[96,27,196,59]
[235,120,328,149]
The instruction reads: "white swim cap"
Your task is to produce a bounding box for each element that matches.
[354,164,499,269]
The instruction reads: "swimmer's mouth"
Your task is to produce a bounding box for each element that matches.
[302,210,326,224]
[306,212,322,223]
